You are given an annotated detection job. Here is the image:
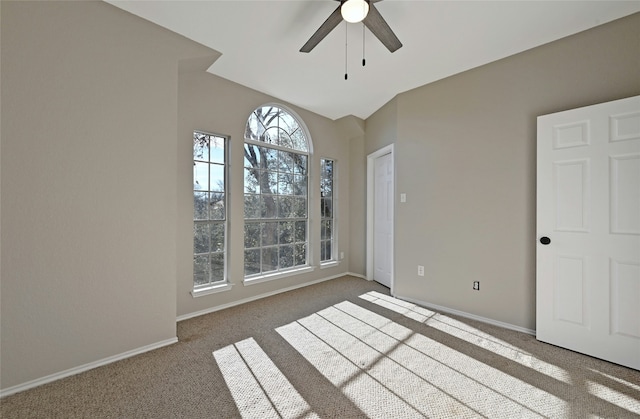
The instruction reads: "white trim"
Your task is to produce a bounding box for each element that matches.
[366,144,395,291]
[191,282,233,297]
[0,337,178,398]
[243,103,315,276]
[320,156,338,263]
[177,272,350,322]
[320,260,341,269]
[243,266,315,286]
[396,294,536,336]
[193,130,230,288]
[346,271,367,280]
[245,102,314,155]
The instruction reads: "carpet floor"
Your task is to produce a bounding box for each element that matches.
[1,275,639,418]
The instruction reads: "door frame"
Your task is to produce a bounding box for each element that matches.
[366,144,395,292]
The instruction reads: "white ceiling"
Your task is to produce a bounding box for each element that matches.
[108,1,640,121]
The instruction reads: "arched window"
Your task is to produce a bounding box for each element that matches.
[243,105,311,279]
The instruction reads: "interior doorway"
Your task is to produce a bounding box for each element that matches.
[367,144,394,290]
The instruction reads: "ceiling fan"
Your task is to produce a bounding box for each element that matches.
[300,0,402,53]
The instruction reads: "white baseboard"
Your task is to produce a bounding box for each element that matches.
[0,337,178,398]
[346,271,367,280]
[395,294,536,336]
[177,272,354,322]
[2,274,366,397]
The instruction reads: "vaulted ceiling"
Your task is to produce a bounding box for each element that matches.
[108,1,640,120]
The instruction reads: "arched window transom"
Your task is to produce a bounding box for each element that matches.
[245,106,309,152]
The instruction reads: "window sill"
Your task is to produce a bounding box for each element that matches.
[243,266,315,286]
[191,282,233,298]
[320,260,341,269]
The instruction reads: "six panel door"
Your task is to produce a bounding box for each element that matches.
[537,95,640,369]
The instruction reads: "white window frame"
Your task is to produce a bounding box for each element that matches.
[243,104,315,285]
[320,157,339,268]
[192,131,232,297]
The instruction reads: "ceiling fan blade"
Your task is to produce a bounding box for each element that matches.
[300,5,343,53]
[363,3,403,53]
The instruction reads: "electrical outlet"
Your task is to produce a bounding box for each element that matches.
[340,252,344,260]
[418,265,425,276]
[473,281,480,290]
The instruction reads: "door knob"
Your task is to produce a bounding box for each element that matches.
[540,236,551,245]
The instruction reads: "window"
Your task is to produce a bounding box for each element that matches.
[193,131,227,290]
[243,105,311,280]
[320,158,335,263]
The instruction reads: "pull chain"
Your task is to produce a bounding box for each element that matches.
[344,22,348,80]
[362,23,366,67]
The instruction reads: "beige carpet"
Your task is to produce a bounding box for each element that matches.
[2,276,639,418]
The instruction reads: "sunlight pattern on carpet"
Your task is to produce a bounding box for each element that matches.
[360,291,572,383]
[212,292,639,418]
[277,314,443,417]
[277,301,568,418]
[213,338,319,419]
[587,380,640,414]
[360,291,640,417]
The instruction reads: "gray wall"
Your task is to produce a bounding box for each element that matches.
[1,0,355,391]
[365,98,398,156]
[348,134,366,275]
[0,1,217,389]
[373,12,640,331]
[335,115,366,275]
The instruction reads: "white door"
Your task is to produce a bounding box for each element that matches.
[373,152,393,288]
[537,95,640,370]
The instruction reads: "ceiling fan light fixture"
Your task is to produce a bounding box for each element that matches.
[341,0,369,23]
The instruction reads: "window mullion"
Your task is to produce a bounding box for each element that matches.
[193,131,228,291]
[243,105,310,279]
